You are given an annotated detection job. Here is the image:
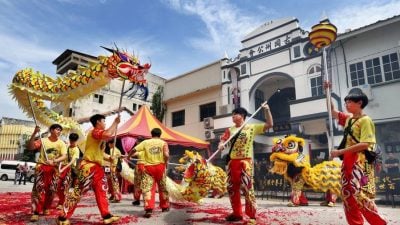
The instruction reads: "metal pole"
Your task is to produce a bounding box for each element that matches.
[27,93,48,160]
[206,102,266,162]
[323,47,334,151]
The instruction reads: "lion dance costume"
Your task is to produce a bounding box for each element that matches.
[269,135,341,207]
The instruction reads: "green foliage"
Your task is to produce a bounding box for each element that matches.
[151,86,166,122]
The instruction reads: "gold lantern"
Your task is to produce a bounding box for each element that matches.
[308,19,337,49]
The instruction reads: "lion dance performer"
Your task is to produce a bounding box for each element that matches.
[104,140,122,203]
[57,133,80,209]
[28,124,67,222]
[326,81,387,225]
[132,128,170,218]
[217,102,273,223]
[57,114,121,225]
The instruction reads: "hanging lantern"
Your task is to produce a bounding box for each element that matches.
[309,19,337,49]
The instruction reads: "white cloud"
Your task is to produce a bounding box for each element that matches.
[330,0,400,32]
[164,0,264,58]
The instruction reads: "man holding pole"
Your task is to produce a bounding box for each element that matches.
[28,124,67,222]
[57,114,121,225]
[217,102,273,223]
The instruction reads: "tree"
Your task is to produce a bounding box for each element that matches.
[151,86,166,122]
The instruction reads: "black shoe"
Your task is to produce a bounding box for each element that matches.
[132,200,140,206]
[225,214,243,221]
[144,209,152,218]
[161,207,170,212]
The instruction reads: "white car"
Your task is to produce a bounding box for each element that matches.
[0,160,36,183]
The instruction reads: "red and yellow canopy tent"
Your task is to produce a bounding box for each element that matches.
[115,106,210,152]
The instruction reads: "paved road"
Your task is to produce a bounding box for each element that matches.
[0,180,399,225]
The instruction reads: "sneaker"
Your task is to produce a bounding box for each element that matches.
[161,207,170,212]
[320,201,329,206]
[287,202,300,207]
[327,202,335,207]
[225,214,243,221]
[103,215,120,224]
[56,217,70,225]
[248,218,257,224]
[132,200,140,206]
[30,214,39,222]
[144,209,153,218]
[43,209,50,215]
[110,199,120,203]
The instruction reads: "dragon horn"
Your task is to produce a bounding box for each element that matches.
[100,46,116,54]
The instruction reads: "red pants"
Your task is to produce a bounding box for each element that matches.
[57,167,72,206]
[31,164,58,214]
[227,159,256,219]
[341,165,386,225]
[106,169,122,201]
[142,164,169,210]
[61,160,111,218]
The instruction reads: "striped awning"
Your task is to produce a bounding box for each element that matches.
[116,106,209,149]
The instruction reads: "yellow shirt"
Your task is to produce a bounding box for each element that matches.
[63,146,80,167]
[226,123,265,159]
[103,147,121,167]
[37,138,67,165]
[135,138,168,165]
[83,128,106,166]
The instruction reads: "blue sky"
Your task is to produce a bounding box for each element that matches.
[1,0,399,121]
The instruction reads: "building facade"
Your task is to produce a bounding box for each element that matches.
[163,16,400,165]
[0,117,35,160]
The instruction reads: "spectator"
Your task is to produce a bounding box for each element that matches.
[14,164,21,185]
[19,162,29,185]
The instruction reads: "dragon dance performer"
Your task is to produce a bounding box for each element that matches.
[57,114,120,225]
[326,81,387,225]
[28,124,67,222]
[56,133,80,209]
[132,128,170,218]
[218,102,273,223]
[104,140,122,203]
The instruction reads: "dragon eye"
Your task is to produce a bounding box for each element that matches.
[288,141,296,148]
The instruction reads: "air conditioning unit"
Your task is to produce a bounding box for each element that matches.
[204,130,215,140]
[203,117,214,129]
[219,104,234,115]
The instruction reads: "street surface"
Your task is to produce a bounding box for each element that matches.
[0,180,399,225]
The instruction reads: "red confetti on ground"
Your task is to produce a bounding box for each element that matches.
[0,192,138,225]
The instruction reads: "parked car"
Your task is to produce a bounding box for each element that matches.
[0,160,36,182]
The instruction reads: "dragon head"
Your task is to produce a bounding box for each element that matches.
[269,135,309,176]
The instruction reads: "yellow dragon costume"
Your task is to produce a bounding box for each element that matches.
[119,150,227,204]
[269,135,341,206]
[9,46,150,144]
[177,150,227,203]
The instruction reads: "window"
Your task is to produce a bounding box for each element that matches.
[132,103,137,111]
[382,53,400,81]
[93,94,104,104]
[240,64,247,75]
[293,45,301,58]
[172,110,185,127]
[199,102,216,121]
[349,62,365,86]
[254,89,265,120]
[366,57,383,84]
[308,65,323,96]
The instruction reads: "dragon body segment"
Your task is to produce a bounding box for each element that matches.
[9,48,150,141]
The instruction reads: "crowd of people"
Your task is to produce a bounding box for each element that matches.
[23,80,396,225]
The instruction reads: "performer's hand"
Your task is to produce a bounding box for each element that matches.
[261,101,269,108]
[217,142,225,151]
[330,149,342,158]
[323,80,332,90]
[34,126,41,134]
[114,115,121,124]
